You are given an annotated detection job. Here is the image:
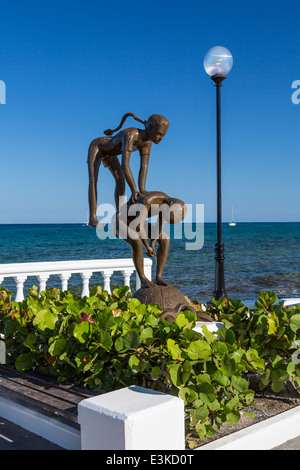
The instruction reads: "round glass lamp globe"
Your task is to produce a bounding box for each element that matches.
[204,46,233,77]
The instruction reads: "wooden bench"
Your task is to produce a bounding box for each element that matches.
[0,364,97,424]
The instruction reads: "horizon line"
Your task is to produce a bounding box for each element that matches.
[1,221,300,225]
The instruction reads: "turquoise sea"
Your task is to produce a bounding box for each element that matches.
[0,222,300,303]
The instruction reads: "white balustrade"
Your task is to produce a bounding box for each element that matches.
[80,271,92,298]
[101,269,114,293]
[121,268,135,288]
[59,272,71,292]
[14,275,27,302]
[0,258,152,301]
[38,274,49,294]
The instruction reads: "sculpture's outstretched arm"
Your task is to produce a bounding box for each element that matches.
[121,149,138,199]
[138,150,151,193]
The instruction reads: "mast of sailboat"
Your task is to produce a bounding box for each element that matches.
[229,206,236,226]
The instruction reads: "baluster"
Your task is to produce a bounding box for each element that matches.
[14,275,27,302]
[38,274,49,294]
[121,269,134,290]
[135,261,152,291]
[102,270,113,294]
[81,271,92,298]
[144,263,152,283]
[135,272,141,291]
[59,272,71,292]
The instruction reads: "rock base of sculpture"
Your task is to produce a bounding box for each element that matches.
[133,284,213,323]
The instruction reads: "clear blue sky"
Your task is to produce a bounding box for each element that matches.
[0,0,299,223]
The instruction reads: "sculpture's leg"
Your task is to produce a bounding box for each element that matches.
[129,239,156,288]
[155,231,170,286]
[107,156,126,210]
[94,157,101,209]
[113,214,154,288]
[87,144,101,227]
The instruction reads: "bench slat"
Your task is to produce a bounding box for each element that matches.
[0,365,97,423]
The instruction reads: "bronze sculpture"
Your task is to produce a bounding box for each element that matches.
[111,190,213,323]
[87,113,169,227]
[112,191,186,289]
[87,113,213,323]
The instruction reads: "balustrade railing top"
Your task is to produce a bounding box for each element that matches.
[0,258,152,301]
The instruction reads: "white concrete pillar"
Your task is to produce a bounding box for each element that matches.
[101,270,113,294]
[135,272,141,291]
[14,275,27,302]
[77,385,185,450]
[144,263,152,283]
[134,259,152,291]
[81,271,92,298]
[193,321,224,334]
[38,274,49,294]
[121,269,134,290]
[59,272,71,292]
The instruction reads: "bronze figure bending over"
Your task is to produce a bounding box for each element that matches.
[87,113,169,227]
[112,191,213,323]
[112,191,186,289]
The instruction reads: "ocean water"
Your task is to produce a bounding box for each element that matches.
[0,222,300,303]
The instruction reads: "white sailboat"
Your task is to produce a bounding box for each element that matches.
[83,211,89,226]
[229,207,236,226]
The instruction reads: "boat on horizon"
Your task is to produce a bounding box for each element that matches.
[229,207,236,226]
[83,211,89,227]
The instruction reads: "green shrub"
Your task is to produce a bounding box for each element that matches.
[1,287,299,447]
[205,291,300,394]
[0,285,261,446]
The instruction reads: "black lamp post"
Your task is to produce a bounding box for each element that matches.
[204,46,233,300]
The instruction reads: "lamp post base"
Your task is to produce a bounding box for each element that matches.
[213,242,227,300]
